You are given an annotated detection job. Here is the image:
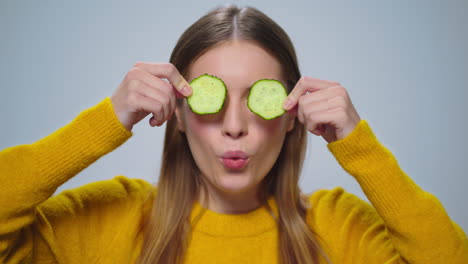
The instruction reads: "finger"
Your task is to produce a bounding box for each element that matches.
[299,95,346,125]
[304,108,342,135]
[311,125,326,136]
[129,66,175,97]
[301,95,346,115]
[149,114,164,127]
[301,100,331,118]
[287,104,298,119]
[128,69,176,118]
[298,94,328,124]
[134,62,192,97]
[298,103,305,124]
[298,85,346,104]
[283,76,340,111]
[144,78,176,120]
[174,87,186,99]
[131,92,165,126]
[137,82,172,121]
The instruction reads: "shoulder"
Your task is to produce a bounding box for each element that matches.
[305,187,384,232]
[38,175,156,217]
[86,175,156,200]
[308,186,368,211]
[60,175,155,202]
[33,176,157,252]
[304,187,392,260]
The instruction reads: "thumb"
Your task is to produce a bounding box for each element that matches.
[175,85,187,99]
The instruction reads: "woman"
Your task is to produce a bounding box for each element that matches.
[0,5,466,264]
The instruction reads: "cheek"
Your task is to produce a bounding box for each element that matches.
[185,110,218,138]
[252,116,290,163]
[182,101,290,168]
[255,114,290,139]
[258,115,288,155]
[183,109,219,166]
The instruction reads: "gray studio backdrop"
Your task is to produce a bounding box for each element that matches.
[1,0,467,231]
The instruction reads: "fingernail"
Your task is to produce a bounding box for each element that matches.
[181,86,188,96]
[182,86,192,96]
[283,98,293,110]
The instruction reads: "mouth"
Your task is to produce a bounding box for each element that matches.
[220,157,249,170]
[221,150,249,159]
[220,150,250,170]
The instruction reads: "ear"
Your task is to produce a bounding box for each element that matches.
[174,106,186,133]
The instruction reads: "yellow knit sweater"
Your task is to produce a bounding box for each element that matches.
[0,97,467,264]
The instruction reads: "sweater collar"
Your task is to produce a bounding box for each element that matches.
[190,196,279,237]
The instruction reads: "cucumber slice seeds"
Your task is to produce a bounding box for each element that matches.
[247,79,288,120]
[187,74,227,114]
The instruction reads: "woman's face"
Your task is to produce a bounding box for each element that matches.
[176,40,294,195]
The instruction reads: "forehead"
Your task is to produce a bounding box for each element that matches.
[188,40,284,91]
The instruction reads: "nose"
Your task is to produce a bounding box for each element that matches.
[221,97,248,139]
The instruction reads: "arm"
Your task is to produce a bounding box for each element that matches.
[0,61,193,262]
[0,97,132,263]
[321,119,468,263]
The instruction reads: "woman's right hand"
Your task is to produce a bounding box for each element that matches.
[110,62,192,131]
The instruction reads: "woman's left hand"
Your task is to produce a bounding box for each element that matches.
[283,76,361,143]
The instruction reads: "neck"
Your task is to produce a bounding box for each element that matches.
[198,183,261,214]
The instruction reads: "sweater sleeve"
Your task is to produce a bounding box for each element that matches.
[308,119,468,263]
[0,97,135,263]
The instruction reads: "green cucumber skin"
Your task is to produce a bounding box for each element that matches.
[187,74,227,115]
[247,79,288,120]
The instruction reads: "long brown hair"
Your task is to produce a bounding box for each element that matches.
[138,5,330,264]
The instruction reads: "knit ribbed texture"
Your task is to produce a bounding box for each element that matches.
[34,97,133,190]
[327,119,417,216]
[1,98,467,263]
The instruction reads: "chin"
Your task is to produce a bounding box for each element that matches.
[216,174,256,194]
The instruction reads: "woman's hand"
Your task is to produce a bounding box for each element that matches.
[110,62,192,131]
[283,76,361,143]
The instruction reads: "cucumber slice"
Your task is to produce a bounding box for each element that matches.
[187,74,227,114]
[248,79,288,120]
